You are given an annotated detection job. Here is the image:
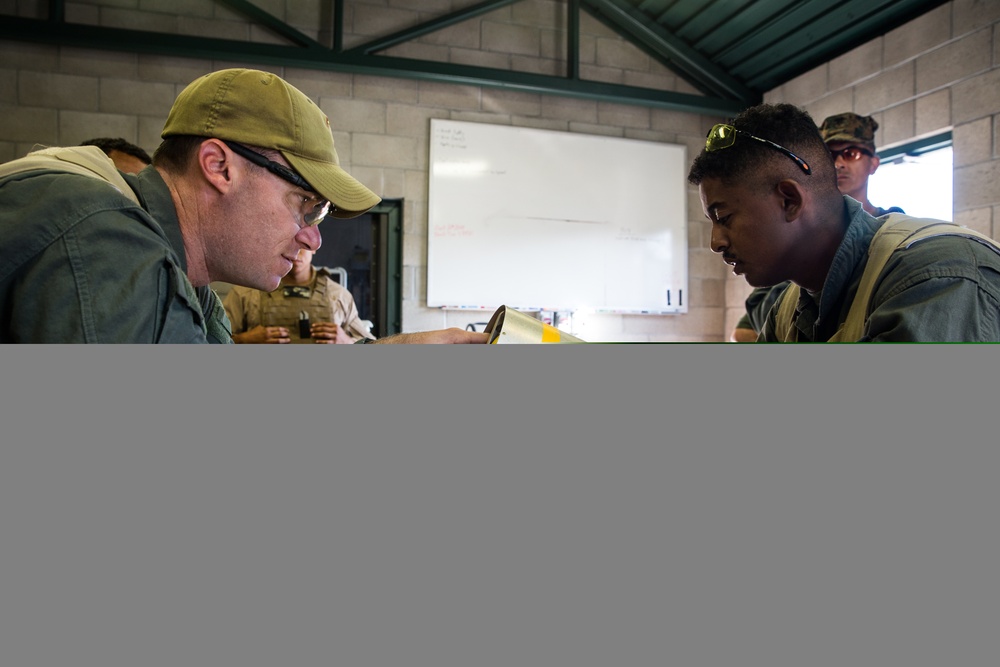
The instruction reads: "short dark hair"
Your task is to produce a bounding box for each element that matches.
[151,135,279,175]
[687,103,836,191]
[80,137,152,164]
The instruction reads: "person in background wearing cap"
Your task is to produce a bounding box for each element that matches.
[691,102,1000,342]
[80,137,152,175]
[0,68,485,343]
[224,247,375,344]
[729,111,905,342]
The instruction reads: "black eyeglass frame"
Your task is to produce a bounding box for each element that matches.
[705,124,812,176]
[827,145,874,162]
[222,140,316,193]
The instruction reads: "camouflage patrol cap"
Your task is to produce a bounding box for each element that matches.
[819,112,878,150]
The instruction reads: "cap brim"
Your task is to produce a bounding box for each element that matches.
[823,133,876,150]
[284,152,381,219]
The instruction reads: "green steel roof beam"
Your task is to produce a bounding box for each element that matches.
[217,0,328,50]
[581,0,759,103]
[345,0,522,56]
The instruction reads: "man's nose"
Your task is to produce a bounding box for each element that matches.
[710,225,728,254]
[296,224,322,252]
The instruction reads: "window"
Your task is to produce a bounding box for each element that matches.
[869,133,953,221]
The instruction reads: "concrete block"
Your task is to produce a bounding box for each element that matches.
[511,0,565,31]
[137,55,212,85]
[58,110,137,147]
[353,133,420,170]
[320,98,386,134]
[884,4,952,67]
[383,42,449,63]
[803,89,855,127]
[915,89,951,136]
[418,81,481,111]
[452,110,511,126]
[0,68,16,103]
[0,40,59,70]
[0,103,58,144]
[623,68,677,92]
[143,0,213,18]
[539,94,597,123]
[387,104,448,138]
[64,3,99,25]
[0,141,17,163]
[511,115,569,132]
[855,62,914,115]
[952,117,992,167]
[482,20,540,56]
[540,28,567,61]
[510,55,562,77]
[404,169,429,204]
[953,0,1000,37]
[651,108,706,136]
[100,78,176,115]
[953,206,992,236]
[880,101,916,148]
[352,4,419,38]
[952,67,1000,124]
[19,72,97,112]
[624,127,677,144]
[596,37,650,71]
[60,47,137,79]
[567,122,621,137]
[354,75,418,103]
[597,101,650,129]
[916,27,991,94]
[417,21,481,49]
[726,275,754,309]
[448,47,511,70]
[690,276,724,307]
[828,38,883,90]
[101,7,180,33]
[579,63,624,85]
[283,68,352,100]
[781,63,828,105]
[138,116,166,153]
[481,88,542,117]
[954,159,1000,210]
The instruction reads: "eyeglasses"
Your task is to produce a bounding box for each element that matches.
[705,124,812,175]
[223,140,331,225]
[828,146,874,162]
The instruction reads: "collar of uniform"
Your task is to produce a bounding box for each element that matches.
[814,195,882,329]
[133,167,187,275]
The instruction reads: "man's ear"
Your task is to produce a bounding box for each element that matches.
[197,139,234,194]
[868,154,881,176]
[775,178,805,222]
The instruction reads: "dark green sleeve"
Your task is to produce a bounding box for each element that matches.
[5,210,209,343]
[198,286,234,344]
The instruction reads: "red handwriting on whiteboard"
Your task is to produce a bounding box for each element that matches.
[433,224,475,237]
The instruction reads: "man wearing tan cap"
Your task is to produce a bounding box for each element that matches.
[0,68,485,344]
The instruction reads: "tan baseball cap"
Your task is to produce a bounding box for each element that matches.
[161,68,381,219]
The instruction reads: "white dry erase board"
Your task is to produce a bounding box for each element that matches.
[427,119,687,314]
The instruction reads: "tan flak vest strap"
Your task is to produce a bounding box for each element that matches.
[0,145,140,206]
[774,215,1000,342]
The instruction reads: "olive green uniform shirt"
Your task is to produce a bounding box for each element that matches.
[0,160,231,343]
[758,197,1000,342]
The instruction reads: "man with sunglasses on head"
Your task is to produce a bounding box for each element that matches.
[728,110,906,342]
[0,68,486,344]
[691,103,1000,342]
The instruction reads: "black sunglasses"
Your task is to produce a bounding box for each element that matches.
[828,146,874,162]
[705,124,812,175]
[223,140,315,193]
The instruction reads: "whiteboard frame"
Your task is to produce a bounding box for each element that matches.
[427,119,688,315]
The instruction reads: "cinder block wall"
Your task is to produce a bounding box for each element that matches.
[723,0,1000,336]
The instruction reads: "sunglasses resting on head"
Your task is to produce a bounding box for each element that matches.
[705,123,812,175]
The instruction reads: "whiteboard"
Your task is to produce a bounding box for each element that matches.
[427,119,687,314]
